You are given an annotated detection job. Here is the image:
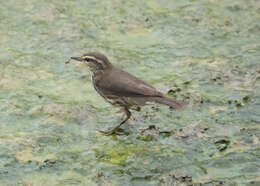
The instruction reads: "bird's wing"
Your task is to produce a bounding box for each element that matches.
[96,68,164,97]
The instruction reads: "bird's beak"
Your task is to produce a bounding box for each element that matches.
[70,57,84,62]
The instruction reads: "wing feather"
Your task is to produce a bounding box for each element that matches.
[96,68,163,97]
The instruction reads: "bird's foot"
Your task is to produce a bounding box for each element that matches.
[138,125,156,132]
[98,128,126,136]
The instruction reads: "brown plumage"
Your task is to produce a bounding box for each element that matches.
[70,52,188,135]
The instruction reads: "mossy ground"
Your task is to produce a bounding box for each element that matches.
[0,0,260,185]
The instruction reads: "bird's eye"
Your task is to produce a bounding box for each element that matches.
[85,59,90,62]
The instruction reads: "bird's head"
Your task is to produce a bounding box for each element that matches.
[71,52,112,72]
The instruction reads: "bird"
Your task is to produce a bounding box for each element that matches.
[69,52,188,135]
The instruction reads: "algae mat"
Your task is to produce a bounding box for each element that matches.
[0,0,260,185]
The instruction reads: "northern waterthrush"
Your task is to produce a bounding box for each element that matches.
[69,52,188,135]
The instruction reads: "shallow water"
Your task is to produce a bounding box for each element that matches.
[0,0,260,185]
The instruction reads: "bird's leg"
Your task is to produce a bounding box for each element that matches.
[99,107,131,135]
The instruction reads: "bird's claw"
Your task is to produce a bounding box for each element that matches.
[98,129,125,136]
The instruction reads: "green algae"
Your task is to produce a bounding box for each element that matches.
[0,0,260,185]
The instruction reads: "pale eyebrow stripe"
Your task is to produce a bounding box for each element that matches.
[82,56,96,60]
[96,59,103,64]
[82,56,104,65]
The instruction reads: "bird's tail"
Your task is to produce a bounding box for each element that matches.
[151,96,188,109]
